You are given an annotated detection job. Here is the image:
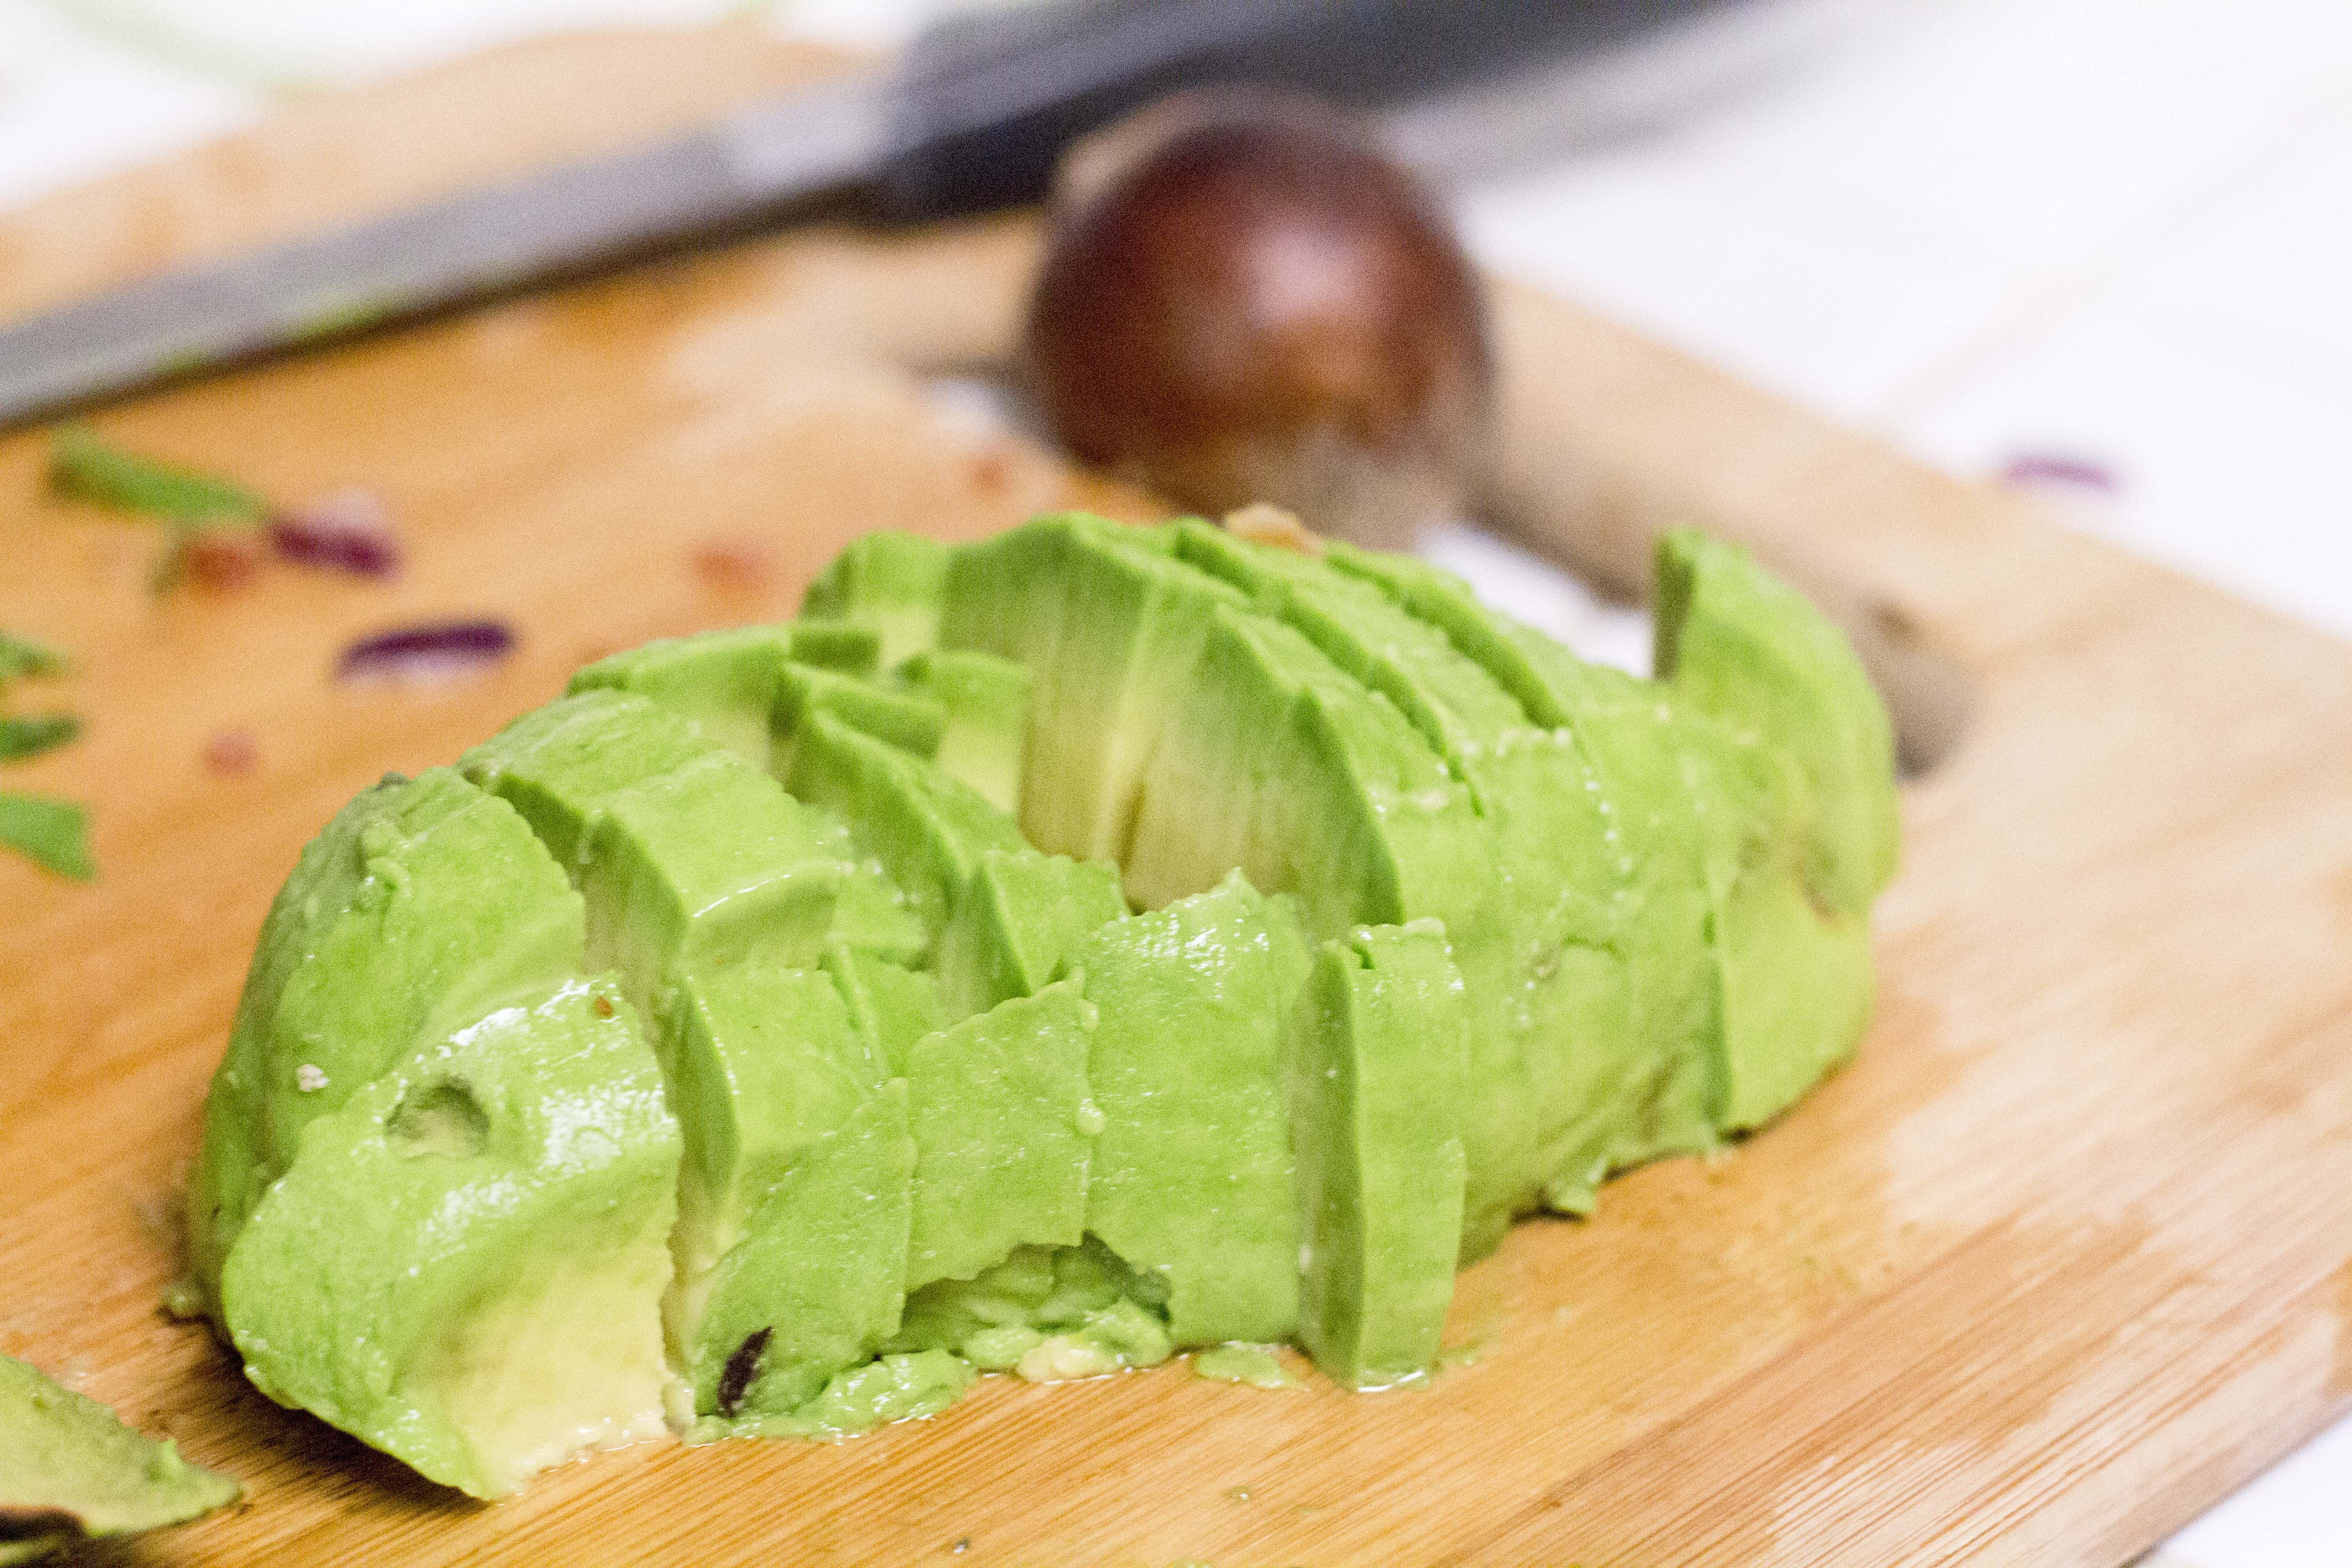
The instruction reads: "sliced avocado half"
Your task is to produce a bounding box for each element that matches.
[0,1355,238,1563]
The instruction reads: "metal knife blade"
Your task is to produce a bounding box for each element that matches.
[0,72,895,426]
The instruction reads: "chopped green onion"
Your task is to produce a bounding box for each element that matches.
[0,793,94,879]
[0,714,78,761]
[0,632,69,683]
[49,425,266,526]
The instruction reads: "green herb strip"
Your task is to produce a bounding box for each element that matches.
[0,633,69,682]
[0,794,94,880]
[0,714,79,761]
[49,425,266,526]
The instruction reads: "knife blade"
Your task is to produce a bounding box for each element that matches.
[0,0,1725,426]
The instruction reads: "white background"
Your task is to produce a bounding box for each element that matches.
[4,2,2347,1559]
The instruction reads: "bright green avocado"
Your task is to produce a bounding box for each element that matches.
[1289,922,1470,1390]
[569,622,880,772]
[785,707,1025,949]
[186,513,1893,1492]
[800,529,951,667]
[461,691,843,995]
[691,1079,917,1424]
[662,957,889,1410]
[771,659,946,781]
[894,648,1031,815]
[1073,871,1309,1345]
[0,1355,238,1563]
[1654,528,1900,916]
[935,846,1127,1019]
[886,1236,1172,1380]
[223,978,680,1498]
[186,767,586,1318]
[824,941,945,1079]
[945,513,1254,865]
[1173,521,1627,1239]
[903,976,1098,1292]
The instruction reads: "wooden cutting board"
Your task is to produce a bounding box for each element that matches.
[7,25,2352,1568]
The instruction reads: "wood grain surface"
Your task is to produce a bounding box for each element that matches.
[5,27,2352,1568]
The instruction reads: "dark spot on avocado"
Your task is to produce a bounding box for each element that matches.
[387,1079,489,1159]
[592,994,615,1019]
[718,1327,772,1417]
[0,1507,83,1542]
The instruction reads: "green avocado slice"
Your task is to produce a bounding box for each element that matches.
[1326,542,1873,1168]
[824,941,946,1080]
[800,529,951,667]
[461,691,845,996]
[935,846,1127,1019]
[904,977,1098,1292]
[945,513,1253,865]
[1074,872,1311,1345]
[1290,922,1470,1390]
[893,647,1031,816]
[1174,521,1628,1238]
[785,707,1026,952]
[663,957,889,1410]
[886,1236,1173,1380]
[0,1355,238,1562]
[569,623,880,772]
[946,516,1515,1255]
[691,1079,917,1424]
[1654,528,1900,916]
[186,767,586,1318]
[771,660,946,781]
[221,978,680,1499]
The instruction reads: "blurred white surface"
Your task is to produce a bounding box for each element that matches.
[3,0,2348,1558]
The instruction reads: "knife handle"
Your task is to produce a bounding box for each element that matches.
[883,0,1718,219]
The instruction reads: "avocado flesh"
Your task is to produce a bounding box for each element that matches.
[1073,872,1310,1345]
[569,623,881,773]
[945,514,1254,866]
[186,767,586,1318]
[904,976,1098,1292]
[934,846,1127,1019]
[1328,542,1872,1167]
[887,1236,1173,1380]
[771,659,947,782]
[664,958,896,1417]
[1045,527,1515,1252]
[1290,923,1470,1389]
[691,1079,917,1424]
[894,647,1031,816]
[222,979,680,1499]
[463,691,938,1424]
[786,707,1026,951]
[1654,528,1900,916]
[0,1354,238,1561]
[825,941,946,1079]
[800,528,951,668]
[1174,522,1629,1236]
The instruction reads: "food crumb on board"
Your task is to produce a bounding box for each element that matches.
[203,729,259,776]
[694,539,776,591]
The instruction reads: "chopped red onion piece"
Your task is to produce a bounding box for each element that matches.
[1997,451,2119,495]
[337,619,514,687]
[270,489,402,577]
